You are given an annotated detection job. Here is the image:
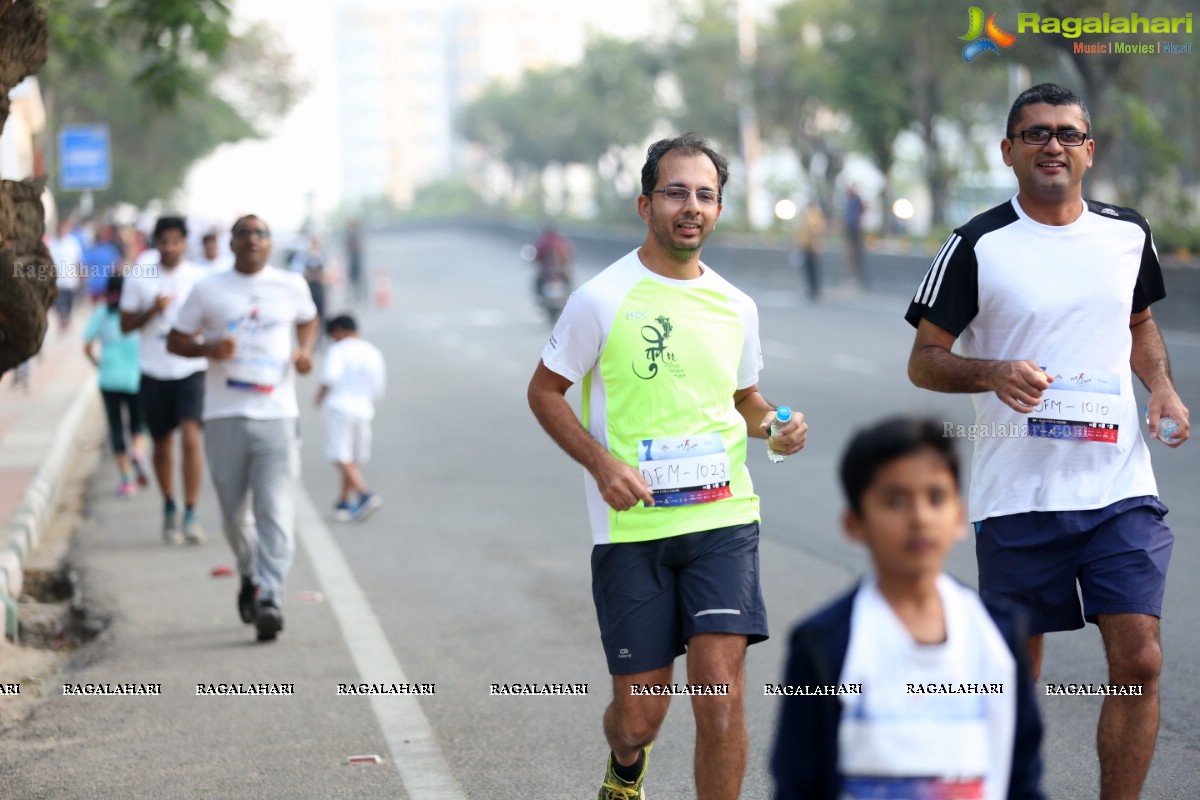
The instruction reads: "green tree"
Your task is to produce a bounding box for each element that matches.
[457,36,662,216]
[42,0,304,209]
[664,0,741,152]
[822,8,910,233]
[756,0,846,210]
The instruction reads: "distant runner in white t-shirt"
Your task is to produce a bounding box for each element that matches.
[197,231,234,272]
[905,83,1190,800]
[119,216,209,545]
[168,214,318,643]
[315,314,386,523]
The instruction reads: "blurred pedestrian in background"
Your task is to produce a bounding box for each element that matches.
[198,230,234,272]
[345,219,365,305]
[85,223,122,305]
[290,235,328,334]
[792,200,826,302]
[316,314,386,523]
[120,215,209,545]
[843,185,866,288]
[84,275,149,498]
[50,218,84,334]
[168,214,319,643]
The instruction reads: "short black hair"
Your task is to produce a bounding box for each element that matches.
[202,232,217,244]
[839,417,960,515]
[325,314,357,336]
[106,275,124,295]
[640,133,730,197]
[1006,83,1091,139]
[232,214,270,236]
[153,216,188,241]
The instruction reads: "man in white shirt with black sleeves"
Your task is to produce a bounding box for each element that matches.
[905,83,1189,799]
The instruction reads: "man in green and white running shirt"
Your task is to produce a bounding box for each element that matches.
[528,133,808,800]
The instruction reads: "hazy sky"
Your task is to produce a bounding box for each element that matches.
[182,0,660,234]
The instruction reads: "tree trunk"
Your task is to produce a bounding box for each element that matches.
[0,0,52,377]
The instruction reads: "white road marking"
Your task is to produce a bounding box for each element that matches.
[295,491,466,800]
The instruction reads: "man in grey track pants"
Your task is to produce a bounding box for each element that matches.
[168,214,319,642]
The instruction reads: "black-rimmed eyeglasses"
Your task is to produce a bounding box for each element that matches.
[233,229,270,240]
[1012,128,1090,147]
[647,187,722,206]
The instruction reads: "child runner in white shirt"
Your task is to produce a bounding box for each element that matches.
[772,416,1045,800]
[316,314,386,522]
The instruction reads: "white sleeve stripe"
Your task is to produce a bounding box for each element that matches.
[921,234,960,306]
[914,235,954,303]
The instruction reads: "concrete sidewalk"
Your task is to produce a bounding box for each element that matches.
[0,312,103,639]
[0,314,409,798]
[0,451,408,799]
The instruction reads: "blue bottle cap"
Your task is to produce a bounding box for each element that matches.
[775,406,792,423]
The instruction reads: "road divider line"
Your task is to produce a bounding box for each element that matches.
[296,489,466,800]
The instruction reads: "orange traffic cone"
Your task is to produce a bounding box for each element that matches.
[373,269,392,309]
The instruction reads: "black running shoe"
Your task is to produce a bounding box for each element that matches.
[238,578,258,624]
[255,601,283,642]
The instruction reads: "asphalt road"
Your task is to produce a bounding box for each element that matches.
[301,228,1199,798]
[2,228,1196,799]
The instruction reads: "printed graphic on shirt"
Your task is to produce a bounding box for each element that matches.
[225,303,290,393]
[632,315,683,380]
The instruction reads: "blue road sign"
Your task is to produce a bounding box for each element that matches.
[59,124,111,191]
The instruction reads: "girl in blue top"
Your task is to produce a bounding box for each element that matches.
[84,276,148,496]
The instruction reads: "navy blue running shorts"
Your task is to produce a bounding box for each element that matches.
[975,495,1173,634]
[590,522,769,675]
[140,371,205,440]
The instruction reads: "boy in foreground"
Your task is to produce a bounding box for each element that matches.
[771,417,1044,799]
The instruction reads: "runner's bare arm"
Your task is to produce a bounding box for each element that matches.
[734,386,807,454]
[1131,308,1189,445]
[908,318,1050,413]
[119,296,169,334]
[166,328,230,359]
[527,360,653,510]
[293,316,319,375]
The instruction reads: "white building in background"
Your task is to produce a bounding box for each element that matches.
[334,0,630,210]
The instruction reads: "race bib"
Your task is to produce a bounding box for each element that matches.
[224,317,289,393]
[638,433,732,507]
[1027,368,1120,444]
[840,776,983,800]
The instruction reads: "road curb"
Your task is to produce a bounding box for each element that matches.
[0,383,100,641]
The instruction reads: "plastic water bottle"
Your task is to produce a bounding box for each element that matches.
[767,406,792,463]
[1145,405,1182,445]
